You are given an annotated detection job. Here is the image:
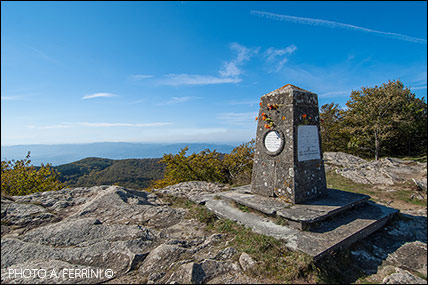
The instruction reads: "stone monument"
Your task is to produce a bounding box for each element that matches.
[251,84,327,203]
[203,83,398,260]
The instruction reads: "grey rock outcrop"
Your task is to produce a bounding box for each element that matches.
[1,181,426,284]
[324,152,427,189]
[382,267,427,284]
[153,181,230,204]
[1,184,251,284]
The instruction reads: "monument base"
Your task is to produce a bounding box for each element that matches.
[202,185,398,260]
[218,185,370,231]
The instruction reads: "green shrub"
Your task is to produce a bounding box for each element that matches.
[1,152,66,196]
[150,140,255,189]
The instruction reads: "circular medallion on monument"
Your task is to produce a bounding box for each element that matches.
[263,130,284,156]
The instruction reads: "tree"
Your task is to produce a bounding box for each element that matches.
[1,152,66,196]
[224,139,255,185]
[319,103,349,152]
[392,95,427,156]
[344,80,424,160]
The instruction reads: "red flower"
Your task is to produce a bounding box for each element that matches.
[302,114,307,119]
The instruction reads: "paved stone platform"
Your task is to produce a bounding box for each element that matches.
[205,198,398,260]
[217,185,370,230]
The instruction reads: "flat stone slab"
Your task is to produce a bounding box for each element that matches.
[219,189,292,215]
[218,185,370,229]
[205,199,398,260]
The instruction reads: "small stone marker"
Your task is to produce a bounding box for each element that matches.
[251,84,327,204]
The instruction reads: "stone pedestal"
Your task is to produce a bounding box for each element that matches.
[251,84,327,204]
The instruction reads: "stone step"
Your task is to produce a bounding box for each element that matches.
[218,185,370,231]
[205,198,398,260]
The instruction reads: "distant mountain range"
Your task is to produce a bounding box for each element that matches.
[1,142,237,166]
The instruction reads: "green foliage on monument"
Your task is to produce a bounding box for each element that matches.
[1,152,66,196]
[151,141,255,189]
[320,80,427,160]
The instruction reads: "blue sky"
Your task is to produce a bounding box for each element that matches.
[1,1,427,146]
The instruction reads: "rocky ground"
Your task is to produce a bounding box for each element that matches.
[1,153,427,284]
[1,184,260,284]
[324,152,427,192]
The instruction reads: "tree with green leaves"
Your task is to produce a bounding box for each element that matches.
[224,139,255,185]
[320,103,349,152]
[392,94,427,156]
[1,152,66,196]
[344,80,425,160]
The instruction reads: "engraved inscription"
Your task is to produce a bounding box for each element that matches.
[264,131,282,153]
[297,125,321,161]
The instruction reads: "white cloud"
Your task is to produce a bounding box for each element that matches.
[319,90,352,98]
[410,85,427,90]
[80,122,172,127]
[219,42,259,77]
[168,127,228,136]
[25,123,73,129]
[81,93,118,99]
[1,96,24,101]
[132,74,153,80]
[264,45,297,72]
[158,74,241,86]
[26,122,172,129]
[127,99,146,105]
[251,10,427,44]
[162,96,198,105]
[153,42,258,86]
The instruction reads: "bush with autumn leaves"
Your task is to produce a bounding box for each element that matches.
[150,140,255,189]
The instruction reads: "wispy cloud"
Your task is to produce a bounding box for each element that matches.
[80,122,171,127]
[157,74,241,86]
[131,74,153,80]
[318,90,352,98]
[251,10,427,44]
[410,71,427,85]
[26,123,73,129]
[410,85,427,90]
[155,42,258,86]
[81,93,118,99]
[264,45,297,72]
[31,48,60,64]
[219,42,259,78]
[162,96,198,105]
[127,98,146,105]
[1,96,25,101]
[167,127,228,136]
[26,122,172,129]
